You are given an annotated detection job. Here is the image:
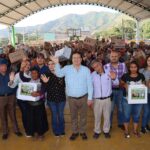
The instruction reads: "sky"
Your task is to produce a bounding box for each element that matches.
[0,5,117,29]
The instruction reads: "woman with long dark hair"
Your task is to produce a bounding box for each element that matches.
[41,59,66,137]
[120,61,145,138]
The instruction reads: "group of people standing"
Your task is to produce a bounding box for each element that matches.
[0,47,149,141]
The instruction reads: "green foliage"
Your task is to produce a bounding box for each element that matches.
[95,19,136,39]
[141,20,150,39]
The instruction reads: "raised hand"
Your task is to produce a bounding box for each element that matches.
[50,56,59,64]
[9,72,15,82]
[41,74,50,83]
[109,71,116,80]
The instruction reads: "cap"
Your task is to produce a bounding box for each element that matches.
[0,58,8,65]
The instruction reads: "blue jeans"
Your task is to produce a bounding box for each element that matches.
[111,89,124,125]
[122,98,142,123]
[47,101,66,135]
[141,94,150,128]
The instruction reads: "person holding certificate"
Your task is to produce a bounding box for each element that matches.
[120,61,145,138]
[26,67,48,140]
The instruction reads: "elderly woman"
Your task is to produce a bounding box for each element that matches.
[8,59,32,137]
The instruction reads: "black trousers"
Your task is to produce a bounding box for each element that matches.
[17,100,30,135]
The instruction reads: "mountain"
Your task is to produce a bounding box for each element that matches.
[0,11,130,38]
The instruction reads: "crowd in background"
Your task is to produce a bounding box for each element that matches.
[0,39,150,140]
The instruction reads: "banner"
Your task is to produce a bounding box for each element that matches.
[9,50,26,63]
[111,37,125,48]
[84,37,97,47]
[55,46,72,61]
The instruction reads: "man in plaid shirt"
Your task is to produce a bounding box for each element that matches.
[104,50,127,129]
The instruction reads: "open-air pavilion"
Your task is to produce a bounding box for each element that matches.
[0,1,150,150]
[0,0,150,45]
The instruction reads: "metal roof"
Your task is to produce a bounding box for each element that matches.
[0,0,150,26]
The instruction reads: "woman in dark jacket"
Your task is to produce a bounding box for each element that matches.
[41,59,66,137]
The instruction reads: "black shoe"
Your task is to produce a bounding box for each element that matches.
[60,132,65,137]
[118,125,124,130]
[80,133,88,140]
[2,134,8,140]
[141,127,148,134]
[146,125,150,131]
[15,131,23,137]
[54,134,60,137]
[104,132,111,138]
[69,133,79,140]
[93,133,100,139]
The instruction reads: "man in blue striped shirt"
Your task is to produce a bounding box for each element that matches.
[50,51,93,140]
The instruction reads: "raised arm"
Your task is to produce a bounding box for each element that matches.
[50,56,66,78]
[8,72,20,88]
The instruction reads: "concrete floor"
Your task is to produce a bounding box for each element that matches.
[0,106,150,150]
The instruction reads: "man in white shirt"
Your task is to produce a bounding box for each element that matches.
[91,59,116,139]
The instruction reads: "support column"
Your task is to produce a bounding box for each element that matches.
[136,20,140,44]
[11,26,16,47]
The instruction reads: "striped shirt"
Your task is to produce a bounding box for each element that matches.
[104,62,126,88]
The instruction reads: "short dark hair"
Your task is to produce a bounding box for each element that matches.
[71,51,83,59]
[37,53,44,59]
[30,67,40,73]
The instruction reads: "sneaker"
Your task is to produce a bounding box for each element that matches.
[69,133,79,141]
[124,132,130,138]
[141,127,148,134]
[146,125,150,131]
[2,134,8,140]
[80,133,88,140]
[25,134,32,138]
[93,133,100,139]
[54,134,60,137]
[15,131,23,137]
[104,132,111,138]
[60,132,65,137]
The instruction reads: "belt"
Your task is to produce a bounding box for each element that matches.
[112,87,120,90]
[0,93,14,97]
[69,94,87,100]
[95,96,111,100]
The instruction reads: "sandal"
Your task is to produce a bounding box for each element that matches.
[133,132,141,138]
[124,132,130,138]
